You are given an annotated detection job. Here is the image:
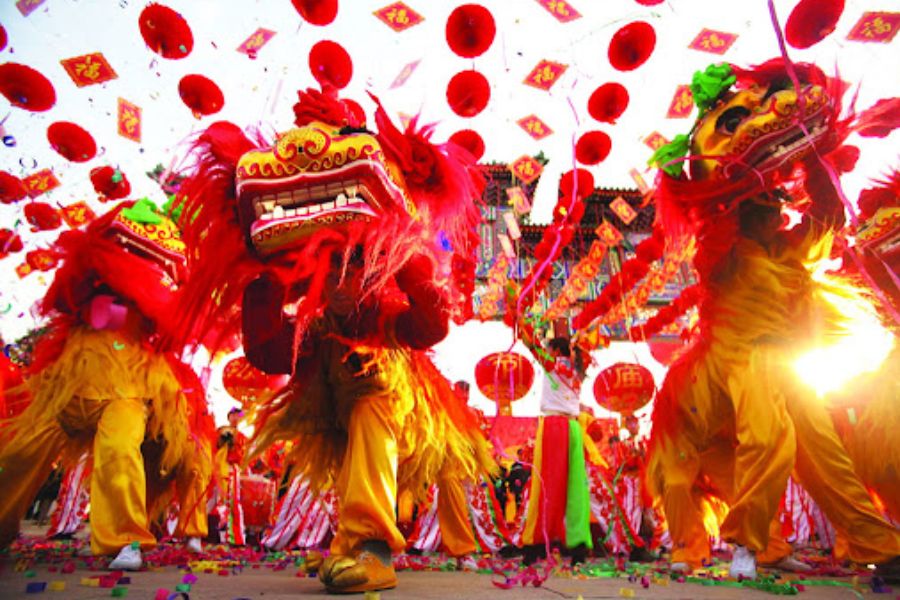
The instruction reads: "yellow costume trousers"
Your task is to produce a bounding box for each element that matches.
[719,347,796,552]
[436,476,476,557]
[174,438,212,539]
[788,393,900,564]
[0,397,155,555]
[330,397,406,556]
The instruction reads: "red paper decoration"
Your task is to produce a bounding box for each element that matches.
[0,63,56,112]
[47,122,97,163]
[24,202,62,231]
[291,0,338,26]
[475,352,535,402]
[178,74,224,117]
[786,0,844,49]
[0,25,6,52]
[446,70,490,117]
[90,166,131,200]
[446,4,495,58]
[449,129,485,161]
[575,131,612,165]
[587,83,629,124]
[139,3,193,59]
[308,40,353,90]
[0,172,28,204]
[593,362,655,414]
[608,21,656,71]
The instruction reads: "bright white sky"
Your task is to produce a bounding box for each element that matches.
[2,0,899,425]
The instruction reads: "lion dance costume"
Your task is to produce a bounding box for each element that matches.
[170,86,492,592]
[633,58,900,579]
[0,200,214,566]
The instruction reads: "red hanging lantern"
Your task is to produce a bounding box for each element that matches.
[475,352,535,415]
[445,4,496,58]
[139,3,194,59]
[587,83,629,124]
[785,0,844,49]
[0,63,56,112]
[608,21,656,72]
[575,131,612,165]
[24,202,62,231]
[291,0,338,26]
[593,362,655,415]
[446,70,490,117]
[559,168,595,201]
[308,40,353,91]
[178,74,224,117]
[0,25,7,53]
[90,166,131,200]
[0,172,28,204]
[449,129,485,161]
[47,122,97,163]
[222,356,288,405]
[0,229,24,256]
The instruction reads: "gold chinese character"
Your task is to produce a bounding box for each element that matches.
[76,59,101,81]
[613,365,644,388]
[387,7,409,25]
[121,108,139,134]
[547,1,570,16]
[862,16,892,37]
[245,33,265,50]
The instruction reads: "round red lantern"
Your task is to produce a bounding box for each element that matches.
[222,356,287,405]
[593,362,655,414]
[475,352,535,409]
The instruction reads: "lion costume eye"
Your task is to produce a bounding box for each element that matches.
[716,106,751,134]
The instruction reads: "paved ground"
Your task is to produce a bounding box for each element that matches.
[0,523,884,599]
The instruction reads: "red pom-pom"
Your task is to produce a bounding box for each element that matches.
[309,40,353,90]
[588,83,629,124]
[446,70,490,117]
[139,3,193,59]
[449,129,485,161]
[0,171,28,204]
[575,131,612,165]
[559,168,595,200]
[47,122,97,162]
[786,0,844,49]
[291,0,338,25]
[24,202,62,231]
[90,166,131,200]
[0,63,56,112]
[0,229,23,255]
[341,98,367,126]
[608,21,656,71]
[178,74,224,117]
[446,4,496,58]
[534,240,551,261]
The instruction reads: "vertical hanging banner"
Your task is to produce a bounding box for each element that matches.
[666,84,694,118]
[506,186,532,215]
[117,98,142,143]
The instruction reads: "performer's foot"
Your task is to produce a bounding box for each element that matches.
[109,544,142,571]
[185,537,202,554]
[320,541,397,594]
[669,561,691,574]
[729,545,757,579]
[455,555,479,571]
[304,550,324,574]
[762,555,811,573]
[874,555,900,585]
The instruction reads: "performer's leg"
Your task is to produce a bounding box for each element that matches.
[174,439,212,541]
[521,418,545,547]
[565,418,592,550]
[90,397,156,556]
[720,350,796,553]
[659,445,710,569]
[436,476,476,557]
[329,397,405,556]
[789,395,900,564]
[0,422,68,547]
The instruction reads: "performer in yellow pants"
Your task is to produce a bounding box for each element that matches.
[436,475,477,558]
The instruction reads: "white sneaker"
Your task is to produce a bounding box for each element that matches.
[457,555,479,571]
[108,545,142,571]
[729,545,757,579]
[185,537,202,554]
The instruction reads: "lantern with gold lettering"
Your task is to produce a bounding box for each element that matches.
[474,351,534,416]
[592,362,654,415]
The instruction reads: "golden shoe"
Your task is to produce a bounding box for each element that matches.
[303,550,324,574]
[319,551,398,594]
